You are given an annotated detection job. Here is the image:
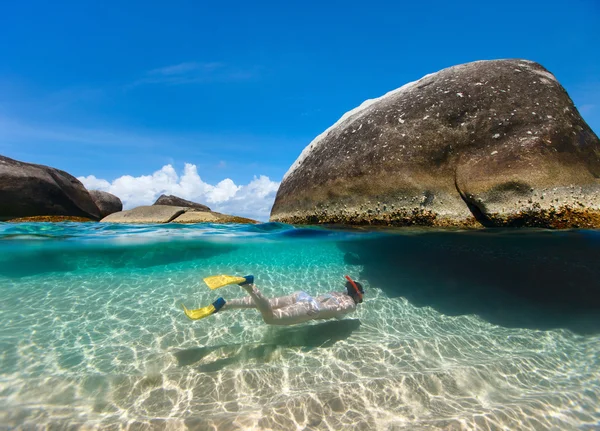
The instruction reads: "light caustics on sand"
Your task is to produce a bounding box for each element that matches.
[0,222,599,430]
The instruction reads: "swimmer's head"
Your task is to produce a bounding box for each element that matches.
[344,275,364,304]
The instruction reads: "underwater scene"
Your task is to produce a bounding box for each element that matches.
[0,222,599,430]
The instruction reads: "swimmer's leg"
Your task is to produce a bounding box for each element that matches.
[239,284,316,325]
[239,283,276,323]
[218,276,303,325]
[224,292,298,310]
[182,277,298,322]
[222,295,257,309]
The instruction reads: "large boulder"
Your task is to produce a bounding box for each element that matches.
[89,190,122,218]
[153,194,210,211]
[0,155,102,221]
[270,59,600,228]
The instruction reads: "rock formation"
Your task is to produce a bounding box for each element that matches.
[0,155,102,221]
[171,211,257,224]
[153,194,211,211]
[270,59,600,228]
[101,205,187,223]
[101,205,257,224]
[89,190,123,218]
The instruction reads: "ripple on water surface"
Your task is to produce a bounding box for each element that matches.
[0,222,599,430]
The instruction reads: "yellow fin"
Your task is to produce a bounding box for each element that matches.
[203,274,246,290]
[182,303,216,320]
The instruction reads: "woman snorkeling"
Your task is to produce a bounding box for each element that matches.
[183,275,364,325]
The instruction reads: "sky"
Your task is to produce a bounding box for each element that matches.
[1,0,599,221]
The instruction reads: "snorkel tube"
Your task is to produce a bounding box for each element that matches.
[344,275,363,303]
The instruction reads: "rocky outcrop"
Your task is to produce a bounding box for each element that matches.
[153,194,210,211]
[101,205,187,223]
[171,211,220,222]
[101,205,258,224]
[270,59,600,228]
[0,155,102,221]
[171,211,258,224]
[89,190,122,218]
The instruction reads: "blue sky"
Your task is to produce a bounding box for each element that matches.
[0,0,599,219]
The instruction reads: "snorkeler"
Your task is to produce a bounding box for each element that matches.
[182,275,364,326]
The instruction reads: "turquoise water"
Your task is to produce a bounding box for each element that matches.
[1,222,599,430]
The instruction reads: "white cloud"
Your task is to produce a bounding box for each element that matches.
[215,175,281,220]
[78,175,111,190]
[209,178,240,203]
[78,163,280,222]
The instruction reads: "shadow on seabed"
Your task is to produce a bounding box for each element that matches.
[173,319,362,372]
[338,229,600,335]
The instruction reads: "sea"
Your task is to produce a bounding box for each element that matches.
[0,222,599,431]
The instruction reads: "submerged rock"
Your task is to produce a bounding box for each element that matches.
[89,190,122,218]
[270,59,600,228]
[0,155,102,221]
[153,194,211,211]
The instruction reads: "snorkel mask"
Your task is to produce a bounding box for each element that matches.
[344,275,364,304]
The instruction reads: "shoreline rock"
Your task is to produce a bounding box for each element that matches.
[171,212,258,224]
[101,205,187,223]
[153,194,211,211]
[89,190,122,218]
[101,205,258,224]
[270,59,600,228]
[6,215,96,223]
[0,155,102,221]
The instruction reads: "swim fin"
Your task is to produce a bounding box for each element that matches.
[203,274,253,290]
[182,297,226,320]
